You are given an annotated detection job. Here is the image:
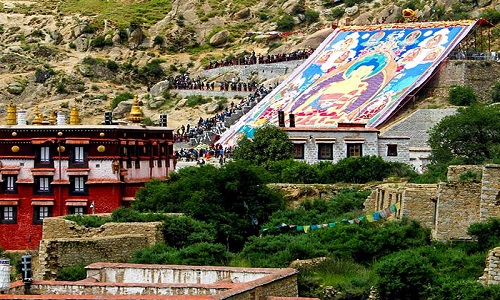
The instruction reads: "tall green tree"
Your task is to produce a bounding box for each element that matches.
[133,161,284,251]
[233,125,294,168]
[428,104,500,165]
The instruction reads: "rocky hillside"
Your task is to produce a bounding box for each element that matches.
[0,0,498,129]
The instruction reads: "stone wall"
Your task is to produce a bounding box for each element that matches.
[37,218,163,280]
[403,184,438,229]
[364,164,500,241]
[427,60,500,101]
[479,247,500,285]
[271,183,373,208]
[480,164,500,221]
[221,274,298,300]
[433,181,482,240]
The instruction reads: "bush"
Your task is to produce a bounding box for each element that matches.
[304,9,320,24]
[467,218,500,252]
[162,215,216,249]
[91,35,113,48]
[276,15,295,31]
[448,85,477,106]
[153,35,164,46]
[56,265,87,281]
[491,82,500,103]
[64,214,109,227]
[185,95,212,107]
[480,9,500,25]
[375,249,434,300]
[110,92,134,109]
[106,60,119,71]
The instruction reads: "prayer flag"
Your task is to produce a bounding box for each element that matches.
[304,225,310,233]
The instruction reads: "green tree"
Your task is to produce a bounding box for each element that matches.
[428,104,500,165]
[233,125,294,168]
[448,85,477,106]
[491,81,500,103]
[133,162,284,251]
[375,249,434,300]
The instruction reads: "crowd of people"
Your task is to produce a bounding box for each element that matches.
[204,48,314,70]
[173,85,272,163]
[165,73,261,92]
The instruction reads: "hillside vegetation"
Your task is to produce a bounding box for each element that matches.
[0,0,499,128]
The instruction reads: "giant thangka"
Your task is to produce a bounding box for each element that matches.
[217,20,478,147]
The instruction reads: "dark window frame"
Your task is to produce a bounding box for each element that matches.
[69,176,88,195]
[347,143,363,158]
[69,146,88,168]
[318,143,334,160]
[293,144,305,159]
[33,206,52,225]
[35,144,54,168]
[0,205,17,224]
[68,206,87,215]
[1,175,17,194]
[387,144,398,156]
[33,176,53,195]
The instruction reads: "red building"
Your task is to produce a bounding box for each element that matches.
[0,102,174,250]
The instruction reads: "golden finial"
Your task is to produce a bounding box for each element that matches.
[49,109,57,125]
[6,101,17,125]
[32,106,42,125]
[69,103,80,125]
[128,95,144,123]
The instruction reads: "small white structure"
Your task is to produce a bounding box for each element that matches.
[0,259,10,293]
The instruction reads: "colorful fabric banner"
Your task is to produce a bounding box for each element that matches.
[262,201,402,234]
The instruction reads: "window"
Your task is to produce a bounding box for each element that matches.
[69,146,87,168]
[34,177,52,194]
[36,145,53,167]
[347,143,362,158]
[293,144,304,159]
[387,144,398,156]
[0,206,17,224]
[74,146,84,163]
[318,143,333,160]
[33,206,52,224]
[2,175,17,193]
[68,206,86,215]
[70,176,87,195]
[40,146,50,163]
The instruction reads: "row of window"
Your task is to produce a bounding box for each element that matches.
[293,143,398,160]
[0,205,86,225]
[38,146,86,166]
[0,176,88,195]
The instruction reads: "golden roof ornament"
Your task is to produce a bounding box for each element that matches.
[128,95,144,123]
[6,101,17,125]
[69,103,80,125]
[402,8,418,22]
[32,106,42,125]
[49,109,57,125]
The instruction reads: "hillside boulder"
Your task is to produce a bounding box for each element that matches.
[210,30,230,47]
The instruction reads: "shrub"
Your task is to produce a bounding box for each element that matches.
[162,215,216,249]
[153,35,164,46]
[276,15,295,32]
[467,218,500,252]
[304,9,320,24]
[185,95,211,107]
[331,7,344,19]
[91,35,113,48]
[375,249,435,300]
[56,265,87,281]
[106,60,119,71]
[110,92,134,109]
[491,82,500,103]
[448,85,477,106]
[64,214,109,227]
